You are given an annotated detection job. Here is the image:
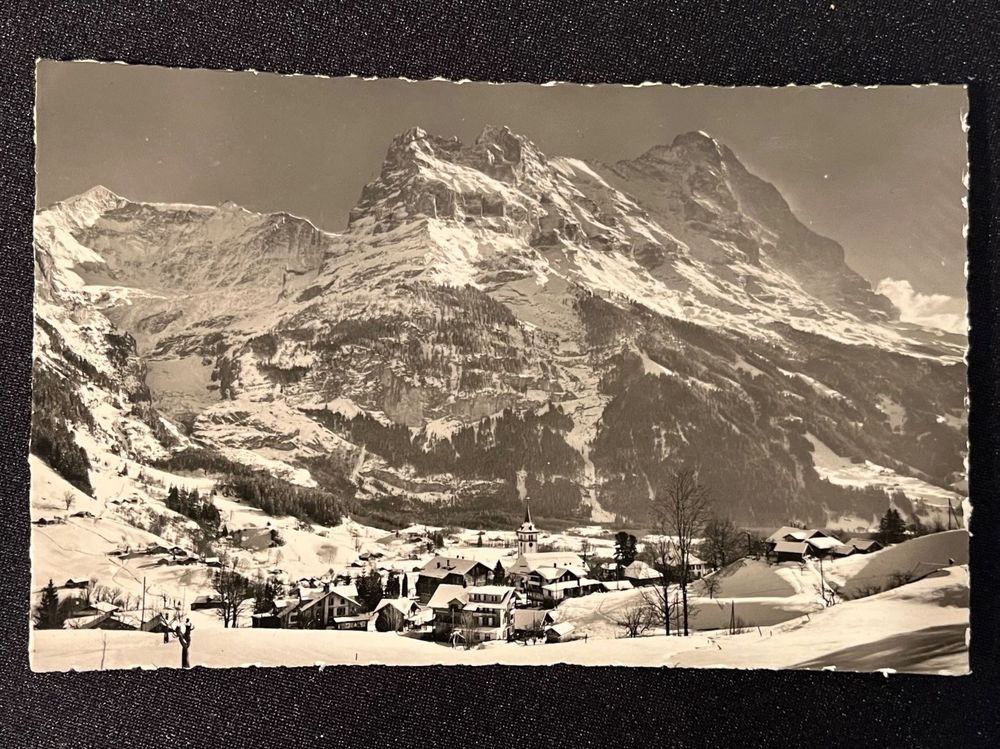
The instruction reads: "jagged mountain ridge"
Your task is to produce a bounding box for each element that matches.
[32,125,967,527]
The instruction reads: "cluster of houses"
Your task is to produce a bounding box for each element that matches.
[765,526,884,563]
[62,598,171,633]
[249,505,662,644]
[105,542,222,568]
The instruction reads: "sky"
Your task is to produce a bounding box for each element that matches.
[35,61,968,325]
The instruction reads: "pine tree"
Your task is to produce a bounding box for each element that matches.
[355,570,384,612]
[34,580,63,629]
[877,508,907,545]
[493,560,506,585]
[385,572,401,598]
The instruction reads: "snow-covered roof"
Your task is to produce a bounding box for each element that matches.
[773,541,808,555]
[848,538,882,551]
[513,609,552,629]
[373,598,419,616]
[805,536,841,551]
[542,578,601,592]
[420,556,491,578]
[545,622,576,636]
[93,601,119,613]
[623,561,661,579]
[518,552,586,571]
[427,584,470,609]
[468,585,513,598]
[767,526,809,543]
[601,580,634,591]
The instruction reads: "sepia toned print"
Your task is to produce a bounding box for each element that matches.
[30,62,968,672]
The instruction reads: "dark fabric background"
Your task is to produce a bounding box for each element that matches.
[1,2,998,746]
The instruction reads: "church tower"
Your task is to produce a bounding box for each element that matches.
[516,501,539,557]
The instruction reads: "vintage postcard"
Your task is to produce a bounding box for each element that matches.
[30,62,969,673]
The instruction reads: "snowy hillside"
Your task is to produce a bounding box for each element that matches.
[31,124,967,535]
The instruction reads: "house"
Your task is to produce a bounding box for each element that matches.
[512,608,555,638]
[538,573,602,605]
[204,557,222,568]
[64,578,90,589]
[544,622,576,643]
[765,526,836,548]
[416,556,496,602]
[830,544,858,557]
[65,609,167,632]
[848,538,884,554]
[108,611,170,633]
[371,598,422,632]
[71,510,95,518]
[145,544,169,555]
[191,594,225,611]
[804,536,842,558]
[428,584,515,644]
[772,540,809,563]
[622,560,664,587]
[272,583,368,630]
[601,579,634,592]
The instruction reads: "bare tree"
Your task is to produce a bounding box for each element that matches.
[651,467,713,636]
[702,573,721,600]
[63,490,75,515]
[612,602,653,638]
[454,610,478,649]
[640,536,676,635]
[699,514,742,570]
[211,554,251,628]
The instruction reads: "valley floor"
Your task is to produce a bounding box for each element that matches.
[31,565,968,675]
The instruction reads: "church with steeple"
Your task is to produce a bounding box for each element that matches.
[516,501,539,556]
[508,501,591,605]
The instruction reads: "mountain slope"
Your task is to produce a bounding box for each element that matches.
[31,126,967,528]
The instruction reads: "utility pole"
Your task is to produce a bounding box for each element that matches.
[140,576,147,630]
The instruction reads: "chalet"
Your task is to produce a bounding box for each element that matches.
[544,622,576,643]
[204,557,222,568]
[765,526,836,549]
[416,556,496,603]
[623,560,664,586]
[804,536,842,558]
[847,538,884,554]
[109,611,170,633]
[274,583,368,630]
[371,598,422,632]
[512,608,555,638]
[772,540,809,563]
[64,578,90,589]
[830,544,858,558]
[601,579,634,592]
[145,544,169,555]
[65,609,167,632]
[71,510,95,518]
[428,584,515,644]
[191,594,225,611]
[541,576,602,604]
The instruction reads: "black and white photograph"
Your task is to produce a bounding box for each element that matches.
[30,62,969,673]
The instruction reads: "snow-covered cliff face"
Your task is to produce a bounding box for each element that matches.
[32,127,967,527]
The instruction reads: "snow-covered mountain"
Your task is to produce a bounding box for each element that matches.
[32,125,968,529]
